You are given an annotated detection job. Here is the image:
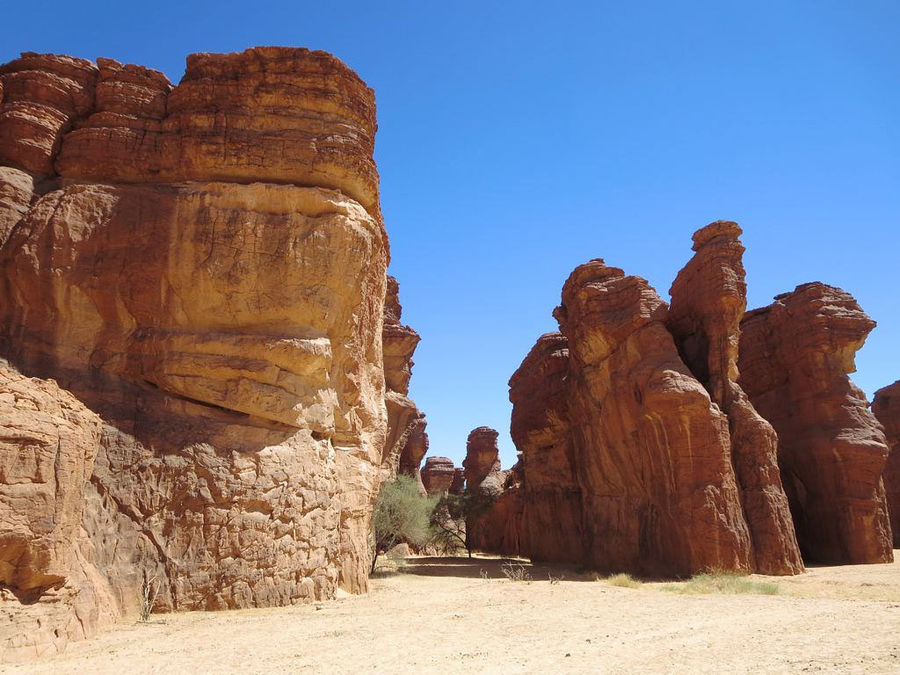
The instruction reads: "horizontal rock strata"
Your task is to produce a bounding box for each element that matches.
[0,47,397,661]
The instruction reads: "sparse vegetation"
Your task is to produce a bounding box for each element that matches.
[597,573,643,588]
[662,571,780,596]
[429,490,495,557]
[547,571,564,585]
[501,561,532,583]
[370,475,438,573]
[140,572,160,622]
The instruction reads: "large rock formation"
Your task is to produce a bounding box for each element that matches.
[739,285,893,564]
[0,47,400,660]
[421,457,457,497]
[872,381,900,547]
[555,260,752,576]
[667,222,803,575]
[508,332,584,564]
[504,221,889,576]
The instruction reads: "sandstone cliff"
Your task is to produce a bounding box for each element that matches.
[872,381,900,547]
[0,47,399,661]
[738,284,892,564]
[421,457,457,497]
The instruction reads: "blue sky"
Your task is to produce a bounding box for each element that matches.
[3,1,898,468]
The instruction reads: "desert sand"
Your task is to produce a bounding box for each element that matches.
[8,553,900,674]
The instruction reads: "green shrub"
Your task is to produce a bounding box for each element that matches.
[371,475,437,573]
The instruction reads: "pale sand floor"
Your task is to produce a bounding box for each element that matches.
[7,553,900,674]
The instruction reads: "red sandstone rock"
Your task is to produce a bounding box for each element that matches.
[421,457,457,497]
[0,47,397,661]
[450,467,466,495]
[463,427,502,494]
[873,381,900,547]
[509,332,584,564]
[0,53,97,175]
[739,283,893,564]
[667,221,802,574]
[554,260,752,576]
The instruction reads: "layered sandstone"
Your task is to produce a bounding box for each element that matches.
[739,284,893,564]
[872,381,900,547]
[421,457,456,497]
[0,47,394,661]
[382,275,428,493]
[667,222,802,574]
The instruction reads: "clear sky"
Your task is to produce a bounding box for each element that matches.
[3,1,898,469]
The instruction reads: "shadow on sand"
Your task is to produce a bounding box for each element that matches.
[398,555,593,582]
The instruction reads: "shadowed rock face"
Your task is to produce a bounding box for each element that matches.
[508,332,583,564]
[0,47,395,661]
[382,275,428,493]
[463,426,525,556]
[739,284,892,564]
[667,221,803,575]
[873,381,900,547]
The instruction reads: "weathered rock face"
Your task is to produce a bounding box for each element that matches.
[739,284,893,564]
[556,260,752,576]
[0,47,394,660]
[450,468,465,495]
[667,221,803,575]
[508,332,583,564]
[421,457,456,497]
[873,381,900,547]
[463,427,502,495]
[506,221,889,576]
[382,275,428,493]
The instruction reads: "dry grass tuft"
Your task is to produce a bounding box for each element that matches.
[598,573,643,588]
[662,572,780,596]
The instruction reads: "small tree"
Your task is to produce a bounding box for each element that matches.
[371,475,437,573]
[430,490,495,558]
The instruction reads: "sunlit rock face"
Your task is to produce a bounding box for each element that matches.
[872,381,900,547]
[504,221,889,577]
[739,284,893,565]
[0,47,393,661]
[667,222,803,575]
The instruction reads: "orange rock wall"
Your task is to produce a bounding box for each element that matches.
[0,47,395,661]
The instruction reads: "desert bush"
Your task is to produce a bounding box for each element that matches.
[371,475,438,573]
[597,572,642,588]
[140,572,160,622]
[663,571,780,595]
[501,561,532,583]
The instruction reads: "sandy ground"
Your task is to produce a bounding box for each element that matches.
[6,553,900,674]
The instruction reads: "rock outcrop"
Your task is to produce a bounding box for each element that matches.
[462,427,525,556]
[873,381,900,547]
[508,332,584,564]
[0,47,399,661]
[421,457,457,497]
[739,284,893,564]
[667,222,803,574]
[382,275,428,493]
[504,221,889,576]
[555,259,753,576]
